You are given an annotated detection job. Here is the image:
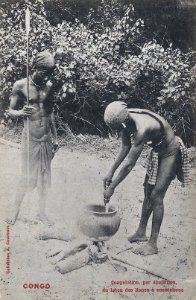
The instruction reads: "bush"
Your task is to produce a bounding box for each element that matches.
[0,0,195,144]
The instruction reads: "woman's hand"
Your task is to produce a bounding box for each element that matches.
[103,173,113,189]
[103,186,114,204]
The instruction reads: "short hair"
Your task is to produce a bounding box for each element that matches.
[104,101,129,128]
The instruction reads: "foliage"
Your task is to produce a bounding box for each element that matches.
[0,0,195,144]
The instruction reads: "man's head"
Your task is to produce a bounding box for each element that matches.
[104,101,129,130]
[32,51,55,82]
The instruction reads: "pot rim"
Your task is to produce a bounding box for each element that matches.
[83,204,117,215]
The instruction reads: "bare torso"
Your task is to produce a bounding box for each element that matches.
[13,78,53,139]
[128,108,175,147]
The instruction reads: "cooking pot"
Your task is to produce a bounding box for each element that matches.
[77,204,121,241]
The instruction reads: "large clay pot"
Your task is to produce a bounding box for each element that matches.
[77,204,121,241]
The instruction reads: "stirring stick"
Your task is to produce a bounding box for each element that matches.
[105,203,109,213]
[105,180,111,213]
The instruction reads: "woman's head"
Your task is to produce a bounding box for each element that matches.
[104,101,129,130]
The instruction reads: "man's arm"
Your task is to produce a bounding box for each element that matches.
[9,81,34,118]
[9,82,23,118]
[9,97,23,118]
[104,129,131,187]
[50,111,58,143]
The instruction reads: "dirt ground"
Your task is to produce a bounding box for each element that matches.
[0,138,196,300]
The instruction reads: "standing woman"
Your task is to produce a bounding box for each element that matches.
[103,101,189,255]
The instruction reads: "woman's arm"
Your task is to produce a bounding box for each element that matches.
[110,137,145,189]
[104,131,146,200]
[103,129,131,188]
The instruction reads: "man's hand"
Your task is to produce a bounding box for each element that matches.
[103,173,113,189]
[51,140,59,159]
[21,105,36,116]
[52,140,59,153]
[103,186,114,204]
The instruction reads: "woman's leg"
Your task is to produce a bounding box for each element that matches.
[133,150,179,255]
[128,176,154,242]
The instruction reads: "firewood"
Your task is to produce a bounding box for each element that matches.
[55,248,91,274]
[48,250,70,265]
[48,239,89,264]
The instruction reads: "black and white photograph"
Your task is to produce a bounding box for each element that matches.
[0,0,196,299]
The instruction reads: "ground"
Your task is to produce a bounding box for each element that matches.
[0,135,196,300]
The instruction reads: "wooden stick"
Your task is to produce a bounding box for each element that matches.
[111,254,170,281]
[25,6,30,191]
[116,247,133,255]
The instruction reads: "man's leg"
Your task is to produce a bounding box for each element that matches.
[37,184,53,226]
[6,180,27,225]
[128,177,154,242]
[133,151,178,255]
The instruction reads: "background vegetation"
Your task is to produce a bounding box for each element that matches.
[0,0,195,145]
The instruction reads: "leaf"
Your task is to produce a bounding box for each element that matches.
[124,80,131,86]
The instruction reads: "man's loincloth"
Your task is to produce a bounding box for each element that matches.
[21,129,53,190]
[144,136,190,187]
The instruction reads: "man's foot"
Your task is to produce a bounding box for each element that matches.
[36,213,54,227]
[6,215,17,225]
[6,205,20,225]
[35,228,54,240]
[132,243,158,256]
[128,232,148,243]
[36,229,72,241]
